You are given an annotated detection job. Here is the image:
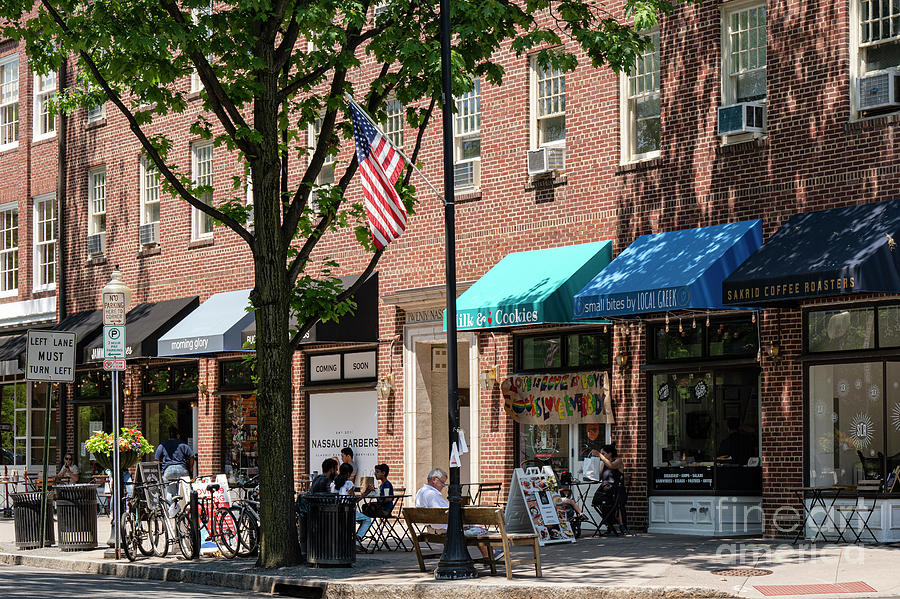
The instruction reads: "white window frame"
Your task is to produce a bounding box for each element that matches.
[309,116,335,185]
[0,202,17,297]
[190,2,213,93]
[245,170,254,230]
[87,168,106,238]
[0,55,19,150]
[382,98,404,149]
[87,102,104,123]
[191,142,214,241]
[620,31,661,164]
[453,79,481,192]
[850,0,900,118]
[33,71,57,141]
[32,193,56,292]
[529,56,566,149]
[721,1,767,106]
[140,156,161,227]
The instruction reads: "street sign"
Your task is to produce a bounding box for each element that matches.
[103,359,126,371]
[102,291,127,325]
[103,325,126,359]
[26,330,76,382]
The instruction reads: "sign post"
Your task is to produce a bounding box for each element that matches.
[25,329,76,548]
[102,268,131,559]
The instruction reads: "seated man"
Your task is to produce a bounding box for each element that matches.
[56,454,80,484]
[415,468,498,561]
[362,463,395,518]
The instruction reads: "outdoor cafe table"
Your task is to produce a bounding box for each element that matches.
[790,485,851,544]
[566,480,603,536]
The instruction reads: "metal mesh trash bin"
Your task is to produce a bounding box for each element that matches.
[11,491,54,549]
[56,484,99,550]
[305,493,357,566]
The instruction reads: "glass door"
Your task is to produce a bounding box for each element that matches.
[76,404,111,475]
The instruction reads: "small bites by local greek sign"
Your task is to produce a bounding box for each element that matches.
[501,371,613,425]
[343,351,375,379]
[26,330,76,382]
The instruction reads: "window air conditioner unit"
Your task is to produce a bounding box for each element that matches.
[86,232,105,256]
[454,160,481,191]
[717,102,765,136]
[527,146,565,176]
[858,70,900,111]
[139,222,159,246]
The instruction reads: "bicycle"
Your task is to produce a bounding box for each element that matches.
[194,482,240,559]
[120,482,169,561]
[227,475,260,557]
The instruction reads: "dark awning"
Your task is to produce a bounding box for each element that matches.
[0,333,25,375]
[84,296,199,362]
[241,273,378,347]
[723,200,900,305]
[574,220,762,318]
[53,310,103,365]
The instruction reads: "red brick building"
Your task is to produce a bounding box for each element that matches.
[3,0,900,541]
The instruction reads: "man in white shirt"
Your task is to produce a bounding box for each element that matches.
[415,468,497,560]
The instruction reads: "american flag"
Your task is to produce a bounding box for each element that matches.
[349,99,408,249]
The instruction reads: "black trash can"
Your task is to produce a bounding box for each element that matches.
[305,493,357,566]
[56,484,99,550]
[11,491,55,549]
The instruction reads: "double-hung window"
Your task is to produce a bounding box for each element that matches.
[621,31,660,162]
[191,143,214,240]
[190,2,213,93]
[33,71,57,141]
[853,1,900,115]
[309,116,335,185]
[87,168,106,255]
[140,157,161,236]
[0,56,19,149]
[531,58,565,148]
[32,193,56,291]
[0,204,17,296]
[382,99,404,148]
[723,3,767,105]
[454,79,481,191]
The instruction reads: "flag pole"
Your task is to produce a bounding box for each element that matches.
[345,94,445,204]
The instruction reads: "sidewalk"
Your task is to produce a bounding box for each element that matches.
[1,515,898,599]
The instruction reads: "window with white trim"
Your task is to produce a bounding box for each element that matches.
[140,157,160,227]
[0,56,19,149]
[454,79,481,191]
[33,72,57,141]
[87,103,104,123]
[33,194,56,291]
[0,205,17,296]
[621,31,660,162]
[382,99,403,148]
[530,58,565,148]
[309,116,335,185]
[191,143,214,240]
[722,3,766,105]
[190,2,213,93]
[87,169,106,256]
[852,0,900,115]
[245,171,254,230]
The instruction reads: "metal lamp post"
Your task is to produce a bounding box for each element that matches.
[434,0,477,581]
[101,268,131,559]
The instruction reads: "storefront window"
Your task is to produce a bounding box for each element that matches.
[566,333,610,369]
[709,321,758,357]
[29,383,57,466]
[653,325,703,360]
[222,393,258,477]
[878,305,900,347]
[74,370,111,400]
[807,307,875,353]
[517,330,610,372]
[651,317,758,362]
[577,423,604,459]
[652,369,760,492]
[143,400,193,449]
[0,383,25,465]
[142,363,198,395]
[888,363,900,478]
[809,361,888,487]
[520,336,562,370]
[76,404,111,475]
[220,359,254,390]
[521,423,570,471]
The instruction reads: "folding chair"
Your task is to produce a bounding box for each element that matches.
[91,474,112,515]
[836,480,881,544]
[473,482,503,506]
[367,488,411,551]
[592,475,628,536]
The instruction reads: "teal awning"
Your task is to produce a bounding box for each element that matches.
[446,241,613,331]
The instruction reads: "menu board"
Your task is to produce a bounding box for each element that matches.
[504,466,575,546]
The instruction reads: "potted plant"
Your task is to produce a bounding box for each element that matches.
[84,428,153,472]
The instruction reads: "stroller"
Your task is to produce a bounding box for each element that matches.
[591,472,628,535]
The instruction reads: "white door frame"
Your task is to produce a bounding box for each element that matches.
[403,323,479,492]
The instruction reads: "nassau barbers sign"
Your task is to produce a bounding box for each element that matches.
[501,371,613,425]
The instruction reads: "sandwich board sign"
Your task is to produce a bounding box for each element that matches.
[26,330,76,383]
[504,466,575,546]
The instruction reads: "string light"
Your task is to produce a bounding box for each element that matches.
[692,316,697,329]
[706,311,710,327]
[665,313,670,333]
[679,318,683,334]
[752,311,756,323]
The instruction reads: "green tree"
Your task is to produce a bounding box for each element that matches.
[1,0,684,567]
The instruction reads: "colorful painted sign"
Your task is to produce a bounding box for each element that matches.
[501,371,613,424]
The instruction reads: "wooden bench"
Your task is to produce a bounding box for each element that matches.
[403,506,541,579]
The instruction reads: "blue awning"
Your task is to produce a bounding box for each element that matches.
[723,199,900,305]
[157,290,254,357]
[573,220,762,319]
[447,241,613,331]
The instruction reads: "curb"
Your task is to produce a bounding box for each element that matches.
[0,551,735,599]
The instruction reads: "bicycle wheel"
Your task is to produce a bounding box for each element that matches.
[121,511,138,562]
[176,511,195,560]
[150,512,169,558]
[213,507,238,559]
[137,511,155,556]
[236,505,259,557]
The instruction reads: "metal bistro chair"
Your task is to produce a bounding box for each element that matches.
[364,488,411,552]
[473,482,503,506]
[835,479,881,544]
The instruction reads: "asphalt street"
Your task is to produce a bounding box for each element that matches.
[0,564,270,598]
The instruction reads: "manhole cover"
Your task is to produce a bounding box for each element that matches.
[712,568,773,577]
